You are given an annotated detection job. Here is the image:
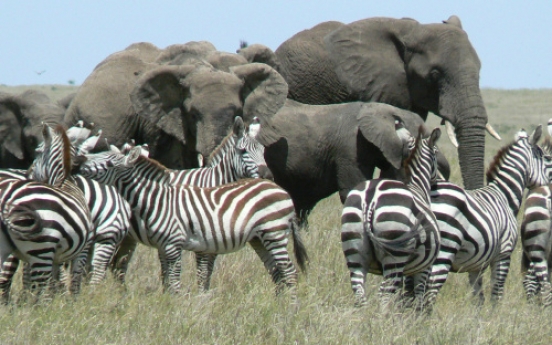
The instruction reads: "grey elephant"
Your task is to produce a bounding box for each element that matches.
[0,90,66,168]
[272,15,498,190]
[256,100,450,220]
[64,41,288,169]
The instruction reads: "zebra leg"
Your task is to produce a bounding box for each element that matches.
[249,238,281,285]
[379,261,405,313]
[158,246,183,294]
[28,260,54,301]
[195,253,217,292]
[111,236,138,284]
[490,257,512,303]
[89,240,118,285]
[522,263,539,301]
[250,236,298,302]
[0,254,19,304]
[68,241,93,295]
[468,271,485,305]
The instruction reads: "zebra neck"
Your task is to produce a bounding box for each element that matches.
[405,155,432,203]
[486,158,527,214]
[169,148,237,186]
[207,135,236,166]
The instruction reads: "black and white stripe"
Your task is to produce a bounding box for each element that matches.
[425,126,552,310]
[110,116,272,290]
[0,125,93,302]
[341,120,441,310]
[78,145,308,299]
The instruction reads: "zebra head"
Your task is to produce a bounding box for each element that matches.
[232,116,273,180]
[29,124,73,187]
[78,146,127,184]
[403,126,441,186]
[497,125,552,189]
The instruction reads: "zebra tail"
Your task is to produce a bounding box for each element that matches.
[3,203,43,238]
[520,251,531,274]
[365,204,424,256]
[291,218,309,273]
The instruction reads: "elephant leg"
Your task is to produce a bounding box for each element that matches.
[195,253,217,292]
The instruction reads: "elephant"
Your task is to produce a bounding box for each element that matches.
[255,99,450,221]
[272,15,498,190]
[64,41,288,170]
[0,89,66,169]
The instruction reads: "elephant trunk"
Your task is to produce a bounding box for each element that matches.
[440,79,488,190]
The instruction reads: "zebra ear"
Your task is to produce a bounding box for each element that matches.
[233,116,245,138]
[125,146,142,166]
[429,127,441,147]
[529,125,542,145]
[41,123,52,148]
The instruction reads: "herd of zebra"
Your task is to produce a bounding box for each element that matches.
[1,113,552,313]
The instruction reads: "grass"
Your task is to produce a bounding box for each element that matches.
[0,86,551,344]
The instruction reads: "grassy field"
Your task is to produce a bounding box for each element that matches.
[0,85,552,344]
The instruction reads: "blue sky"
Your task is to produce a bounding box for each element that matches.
[1,1,551,88]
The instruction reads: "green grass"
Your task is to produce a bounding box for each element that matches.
[0,86,551,344]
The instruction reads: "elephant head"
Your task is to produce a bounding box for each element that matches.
[237,42,280,71]
[130,62,288,163]
[0,90,65,168]
[275,16,494,189]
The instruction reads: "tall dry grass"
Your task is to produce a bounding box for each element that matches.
[0,87,551,344]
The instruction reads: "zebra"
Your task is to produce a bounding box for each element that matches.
[341,118,441,310]
[1,126,132,286]
[77,145,308,300]
[0,124,93,302]
[424,125,552,311]
[519,122,552,305]
[105,116,273,290]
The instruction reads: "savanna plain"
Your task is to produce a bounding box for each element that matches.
[0,85,551,345]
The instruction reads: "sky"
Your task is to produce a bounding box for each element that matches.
[1,1,551,88]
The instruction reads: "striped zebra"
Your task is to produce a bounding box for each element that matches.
[341,119,441,310]
[520,184,552,305]
[425,125,552,310]
[1,124,132,286]
[77,145,308,299]
[519,124,552,305]
[0,124,93,302]
[108,116,273,290]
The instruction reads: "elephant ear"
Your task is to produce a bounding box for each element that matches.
[237,43,280,71]
[131,64,198,144]
[0,93,25,159]
[357,103,426,169]
[230,63,288,124]
[324,18,416,108]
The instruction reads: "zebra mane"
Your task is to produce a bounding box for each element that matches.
[402,126,424,183]
[486,140,517,183]
[206,131,235,166]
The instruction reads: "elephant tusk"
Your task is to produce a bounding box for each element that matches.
[547,118,552,137]
[486,123,502,141]
[445,121,459,148]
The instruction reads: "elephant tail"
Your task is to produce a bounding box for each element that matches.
[290,218,309,273]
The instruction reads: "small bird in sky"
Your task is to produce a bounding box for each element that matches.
[34,70,46,76]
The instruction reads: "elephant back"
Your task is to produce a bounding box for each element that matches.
[275,21,351,105]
